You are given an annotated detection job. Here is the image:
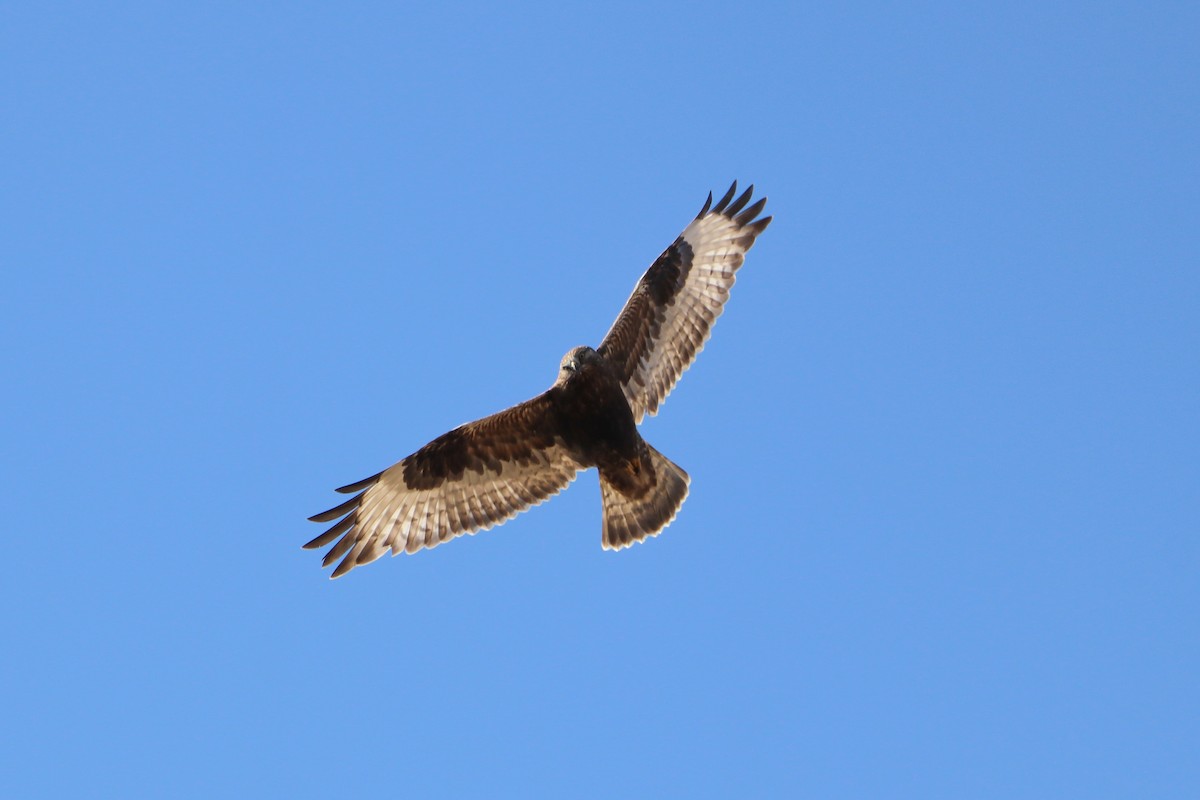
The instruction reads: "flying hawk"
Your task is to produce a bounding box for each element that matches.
[306,182,771,577]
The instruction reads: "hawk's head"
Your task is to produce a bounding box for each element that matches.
[557,345,600,384]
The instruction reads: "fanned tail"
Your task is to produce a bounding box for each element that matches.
[600,442,690,550]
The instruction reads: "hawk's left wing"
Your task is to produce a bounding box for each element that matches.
[597,182,771,424]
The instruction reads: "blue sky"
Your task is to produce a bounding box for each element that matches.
[2,2,1197,797]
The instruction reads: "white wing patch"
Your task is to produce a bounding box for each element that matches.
[601,183,771,424]
[627,213,745,422]
[308,442,583,578]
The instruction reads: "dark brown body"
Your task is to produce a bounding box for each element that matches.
[550,348,653,499]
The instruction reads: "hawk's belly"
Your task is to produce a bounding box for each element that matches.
[554,364,641,470]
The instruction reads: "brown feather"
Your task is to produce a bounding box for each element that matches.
[306,392,585,577]
[597,183,771,423]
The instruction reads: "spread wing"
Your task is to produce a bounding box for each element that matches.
[597,182,771,423]
[304,392,583,578]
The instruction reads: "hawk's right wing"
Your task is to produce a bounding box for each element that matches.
[305,392,583,578]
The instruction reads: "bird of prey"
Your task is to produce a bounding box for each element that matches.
[306,182,771,577]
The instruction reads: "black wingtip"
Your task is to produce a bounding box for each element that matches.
[711,181,738,214]
[695,191,714,219]
[321,532,358,568]
[725,185,755,218]
[308,493,362,523]
[734,196,768,227]
[303,515,355,550]
[330,555,356,579]
[336,471,382,494]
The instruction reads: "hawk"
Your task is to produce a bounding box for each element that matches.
[306,182,771,577]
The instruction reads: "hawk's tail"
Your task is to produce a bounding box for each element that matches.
[600,442,690,550]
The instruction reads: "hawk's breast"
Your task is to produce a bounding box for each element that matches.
[554,358,640,465]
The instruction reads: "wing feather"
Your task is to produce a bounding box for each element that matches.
[598,182,771,423]
[305,392,583,578]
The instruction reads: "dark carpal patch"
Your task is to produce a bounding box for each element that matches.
[401,403,557,489]
[646,237,694,304]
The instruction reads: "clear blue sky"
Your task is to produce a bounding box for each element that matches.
[2,3,1197,797]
